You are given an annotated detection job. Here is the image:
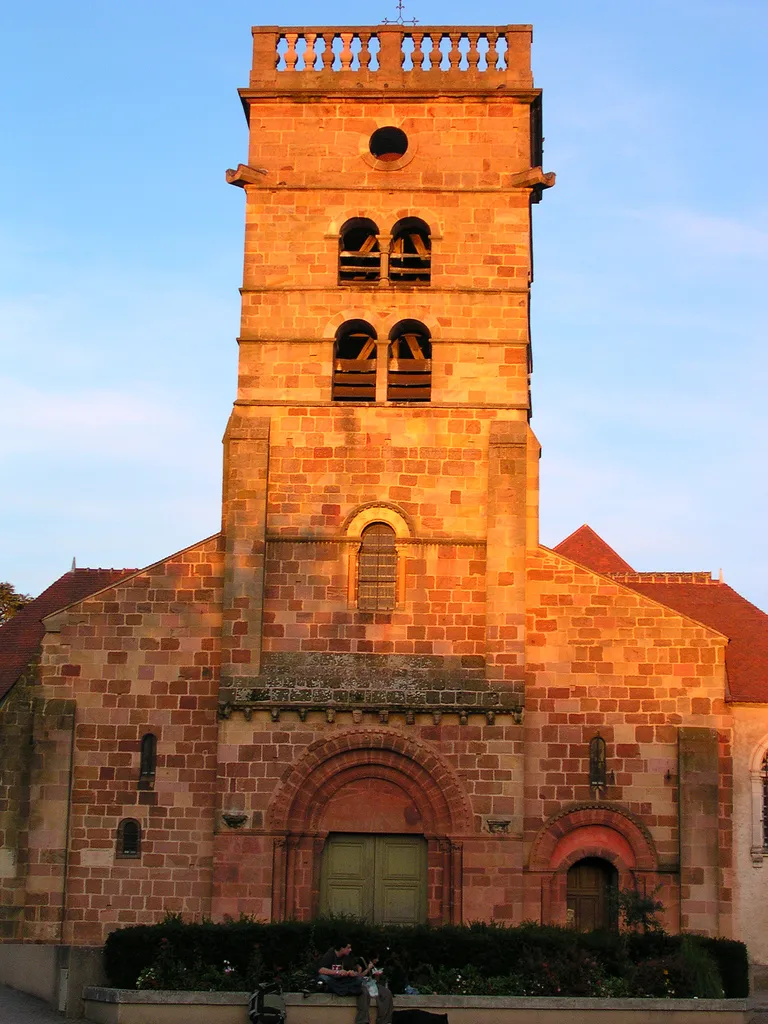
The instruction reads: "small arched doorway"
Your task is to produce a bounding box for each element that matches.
[566,857,618,931]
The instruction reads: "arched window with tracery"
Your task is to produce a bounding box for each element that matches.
[139,732,157,790]
[357,523,397,611]
[116,818,141,859]
[333,321,377,402]
[339,218,381,283]
[389,217,431,284]
[388,321,431,402]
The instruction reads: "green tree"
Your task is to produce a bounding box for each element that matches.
[617,883,665,934]
[0,582,32,625]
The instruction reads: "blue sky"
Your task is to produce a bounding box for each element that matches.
[1,1,766,609]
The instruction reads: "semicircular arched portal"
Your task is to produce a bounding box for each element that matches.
[266,728,472,924]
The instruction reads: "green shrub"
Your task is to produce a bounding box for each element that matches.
[679,937,725,999]
[626,954,684,998]
[699,937,750,998]
[102,915,748,999]
[617,884,665,934]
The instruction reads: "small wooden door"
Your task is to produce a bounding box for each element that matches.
[566,857,617,931]
[320,834,427,925]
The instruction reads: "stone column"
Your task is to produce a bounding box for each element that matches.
[27,697,76,942]
[678,726,720,934]
[220,409,271,702]
[485,420,530,692]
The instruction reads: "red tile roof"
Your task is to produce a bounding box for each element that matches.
[552,526,768,703]
[0,569,135,701]
[553,524,635,574]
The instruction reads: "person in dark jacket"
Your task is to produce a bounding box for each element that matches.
[316,942,394,1024]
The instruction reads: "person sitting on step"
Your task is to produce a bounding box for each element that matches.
[316,941,393,1024]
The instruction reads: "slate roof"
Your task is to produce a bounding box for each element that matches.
[553,526,768,703]
[0,569,135,701]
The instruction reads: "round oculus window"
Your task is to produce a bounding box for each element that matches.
[369,126,408,162]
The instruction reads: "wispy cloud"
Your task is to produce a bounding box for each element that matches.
[0,377,202,459]
[632,207,768,261]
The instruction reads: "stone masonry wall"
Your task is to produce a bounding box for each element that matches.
[523,548,733,935]
[237,335,530,408]
[32,537,225,945]
[263,538,486,659]
[0,666,36,938]
[212,711,524,923]
[730,706,768,965]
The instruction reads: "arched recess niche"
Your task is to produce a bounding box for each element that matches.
[267,729,472,924]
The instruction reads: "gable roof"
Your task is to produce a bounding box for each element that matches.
[0,569,135,701]
[553,524,634,574]
[553,525,768,703]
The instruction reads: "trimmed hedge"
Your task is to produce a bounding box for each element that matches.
[103,916,749,998]
[700,937,750,999]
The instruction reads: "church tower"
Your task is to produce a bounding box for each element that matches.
[1,20,741,954]
[215,24,554,923]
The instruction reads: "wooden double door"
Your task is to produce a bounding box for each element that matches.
[320,833,427,925]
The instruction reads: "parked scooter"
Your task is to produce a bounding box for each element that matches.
[248,980,286,1024]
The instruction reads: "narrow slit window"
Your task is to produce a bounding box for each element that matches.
[138,732,157,790]
[762,751,768,848]
[339,218,381,283]
[117,818,141,859]
[388,321,431,402]
[358,523,397,611]
[333,321,377,402]
[390,218,431,284]
[589,735,607,790]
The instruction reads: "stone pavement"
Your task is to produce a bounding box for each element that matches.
[1,983,768,1023]
[0,986,63,1022]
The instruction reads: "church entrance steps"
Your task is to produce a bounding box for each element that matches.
[81,989,749,1024]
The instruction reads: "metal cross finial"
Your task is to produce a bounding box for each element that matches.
[382,0,418,25]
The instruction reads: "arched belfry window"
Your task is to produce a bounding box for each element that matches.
[589,735,607,791]
[333,321,377,402]
[763,751,768,849]
[390,217,431,284]
[339,218,381,283]
[388,321,431,402]
[139,733,157,790]
[357,523,397,611]
[116,818,141,859]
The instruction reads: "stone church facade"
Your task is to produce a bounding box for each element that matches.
[2,22,768,967]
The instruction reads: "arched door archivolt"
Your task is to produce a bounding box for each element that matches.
[266,728,472,923]
[268,728,472,835]
[527,804,660,928]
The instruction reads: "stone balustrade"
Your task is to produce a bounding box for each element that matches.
[247,25,535,90]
